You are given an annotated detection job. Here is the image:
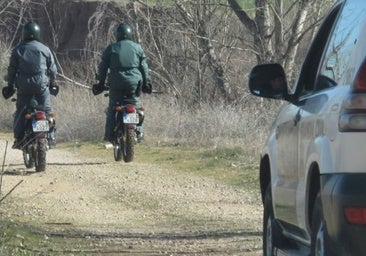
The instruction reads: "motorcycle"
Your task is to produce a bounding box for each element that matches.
[92,79,150,163]
[17,98,56,172]
[112,100,143,163]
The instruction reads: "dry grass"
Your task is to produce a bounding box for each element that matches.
[0,78,280,153]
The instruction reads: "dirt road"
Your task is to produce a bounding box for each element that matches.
[0,139,262,255]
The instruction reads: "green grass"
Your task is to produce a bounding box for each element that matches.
[140,144,258,186]
[0,221,96,255]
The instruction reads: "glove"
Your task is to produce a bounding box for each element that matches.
[49,81,59,96]
[92,82,106,96]
[2,85,15,100]
[142,83,152,94]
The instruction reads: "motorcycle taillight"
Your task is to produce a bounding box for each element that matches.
[125,105,135,113]
[115,105,123,112]
[36,112,46,120]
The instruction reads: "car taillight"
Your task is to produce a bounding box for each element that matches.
[344,207,366,224]
[339,61,366,131]
[36,112,46,120]
[354,60,366,91]
[125,105,135,113]
[339,93,366,131]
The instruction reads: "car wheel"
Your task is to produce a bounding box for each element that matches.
[263,184,285,256]
[311,193,331,256]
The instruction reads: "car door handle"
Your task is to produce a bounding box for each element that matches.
[294,110,301,126]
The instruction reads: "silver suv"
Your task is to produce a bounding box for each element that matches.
[248,0,366,255]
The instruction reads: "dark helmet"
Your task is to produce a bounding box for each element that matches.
[23,22,41,41]
[115,24,133,41]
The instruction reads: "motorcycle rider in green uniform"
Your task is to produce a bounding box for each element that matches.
[3,21,58,149]
[93,23,152,143]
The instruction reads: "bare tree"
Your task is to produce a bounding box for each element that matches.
[4,0,334,103]
[228,0,334,82]
[130,0,249,102]
[0,0,29,52]
[174,1,232,100]
[132,0,335,102]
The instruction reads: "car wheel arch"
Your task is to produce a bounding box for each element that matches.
[307,162,320,232]
[260,155,271,204]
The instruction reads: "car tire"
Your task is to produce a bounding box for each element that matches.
[263,184,286,256]
[311,193,332,256]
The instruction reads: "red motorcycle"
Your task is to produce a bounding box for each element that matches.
[112,101,143,162]
[19,98,56,172]
[92,80,151,163]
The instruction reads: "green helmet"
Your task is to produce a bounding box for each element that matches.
[23,22,41,41]
[115,24,133,41]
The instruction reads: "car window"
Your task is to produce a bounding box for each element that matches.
[295,3,343,97]
[316,0,366,91]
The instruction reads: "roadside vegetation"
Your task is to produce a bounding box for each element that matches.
[0,221,95,256]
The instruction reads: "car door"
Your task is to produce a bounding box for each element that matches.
[273,103,301,225]
[273,2,343,230]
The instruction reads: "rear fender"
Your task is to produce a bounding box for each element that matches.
[301,136,333,233]
[260,132,279,204]
[127,124,137,131]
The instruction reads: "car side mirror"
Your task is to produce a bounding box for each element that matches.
[248,63,289,100]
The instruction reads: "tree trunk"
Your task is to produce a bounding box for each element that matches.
[175,0,232,100]
[228,0,328,79]
[283,0,311,82]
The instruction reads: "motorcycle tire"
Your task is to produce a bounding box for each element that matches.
[23,147,35,169]
[35,139,47,172]
[123,129,135,163]
[114,137,123,161]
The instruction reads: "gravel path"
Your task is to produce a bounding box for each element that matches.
[0,139,262,255]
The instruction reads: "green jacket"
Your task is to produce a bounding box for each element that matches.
[97,39,150,97]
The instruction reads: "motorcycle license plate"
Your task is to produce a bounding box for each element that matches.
[32,120,49,132]
[123,113,139,124]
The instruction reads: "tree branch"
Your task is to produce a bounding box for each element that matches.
[227,0,256,33]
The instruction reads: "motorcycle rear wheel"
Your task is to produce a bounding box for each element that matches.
[114,137,123,161]
[23,147,35,169]
[35,139,47,172]
[123,129,135,163]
